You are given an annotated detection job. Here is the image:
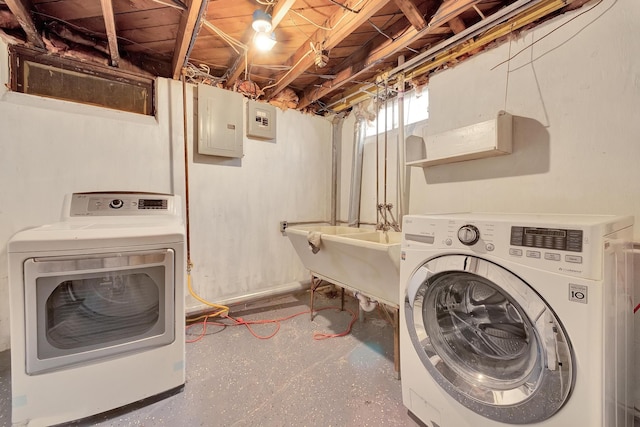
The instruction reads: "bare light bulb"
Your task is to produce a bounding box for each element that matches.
[255,31,276,51]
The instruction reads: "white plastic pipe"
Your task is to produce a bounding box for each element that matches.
[354,292,377,312]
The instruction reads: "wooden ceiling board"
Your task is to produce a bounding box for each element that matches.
[201,18,257,39]
[118,24,180,44]
[57,8,181,45]
[122,39,177,54]
[205,0,255,20]
[34,1,104,21]
[112,8,182,31]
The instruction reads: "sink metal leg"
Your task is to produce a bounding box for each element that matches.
[309,274,323,320]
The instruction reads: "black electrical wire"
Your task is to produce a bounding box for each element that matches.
[327,0,362,14]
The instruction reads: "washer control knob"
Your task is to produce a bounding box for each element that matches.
[109,199,124,209]
[458,224,480,246]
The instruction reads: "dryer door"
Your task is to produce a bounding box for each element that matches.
[24,249,175,374]
[405,254,574,424]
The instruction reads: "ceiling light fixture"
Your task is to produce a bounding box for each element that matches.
[252,10,273,32]
[252,9,276,51]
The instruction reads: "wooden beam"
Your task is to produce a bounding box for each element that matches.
[429,0,482,27]
[172,0,205,79]
[265,0,392,100]
[448,15,466,33]
[5,0,44,49]
[100,0,120,67]
[392,0,426,31]
[225,0,296,88]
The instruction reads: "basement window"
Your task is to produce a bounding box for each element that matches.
[8,45,154,116]
[365,89,428,136]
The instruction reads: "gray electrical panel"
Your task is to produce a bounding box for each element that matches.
[197,84,243,158]
[246,100,276,140]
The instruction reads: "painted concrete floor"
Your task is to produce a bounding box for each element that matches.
[0,289,421,426]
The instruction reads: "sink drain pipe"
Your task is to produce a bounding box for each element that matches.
[354,291,378,322]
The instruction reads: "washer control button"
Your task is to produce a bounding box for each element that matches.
[565,255,583,264]
[544,252,561,261]
[526,250,541,259]
[485,243,495,251]
[445,238,453,246]
[509,248,523,256]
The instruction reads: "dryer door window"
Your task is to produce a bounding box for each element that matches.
[24,249,175,374]
[405,254,574,424]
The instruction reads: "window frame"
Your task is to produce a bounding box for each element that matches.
[8,45,155,116]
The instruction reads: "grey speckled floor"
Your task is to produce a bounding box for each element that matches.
[0,289,421,427]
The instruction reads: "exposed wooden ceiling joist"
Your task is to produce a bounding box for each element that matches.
[0,0,589,113]
[392,0,427,30]
[298,0,475,108]
[264,0,392,99]
[5,0,44,49]
[225,0,297,87]
[99,0,120,66]
[172,0,205,79]
[448,15,466,33]
[429,0,482,27]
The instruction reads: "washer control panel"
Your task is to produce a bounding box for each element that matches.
[510,226,583,252]
[401,214,604,280]
[69,192,174,216]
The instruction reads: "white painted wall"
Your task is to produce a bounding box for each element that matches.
[0,40,332,350]
[409,0,640,230]
[183,85,332,310]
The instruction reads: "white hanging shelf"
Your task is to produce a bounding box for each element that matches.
[406,111,513,167]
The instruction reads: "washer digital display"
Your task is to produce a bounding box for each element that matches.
[510,226,583,252]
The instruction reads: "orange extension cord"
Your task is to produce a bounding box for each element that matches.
[185,273,360,344]
[185,306,358,343]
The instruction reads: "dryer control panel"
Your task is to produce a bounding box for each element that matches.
[68,192,177,216]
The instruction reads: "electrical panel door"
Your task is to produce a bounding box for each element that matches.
[197,84,243,158]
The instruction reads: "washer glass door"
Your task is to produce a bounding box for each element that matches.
[405,254,574,423]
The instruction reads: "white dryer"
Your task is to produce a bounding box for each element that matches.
[8,192,186,426]
[400,213,634,427]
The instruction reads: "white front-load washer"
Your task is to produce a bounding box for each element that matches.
[8,192,186,426]
[400,213,634,427]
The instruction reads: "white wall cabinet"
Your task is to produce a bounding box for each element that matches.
[407,111,512,167]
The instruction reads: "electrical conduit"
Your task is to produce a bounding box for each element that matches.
[348,108,368,227]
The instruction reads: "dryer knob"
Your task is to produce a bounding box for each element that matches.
[109,199,124,209]
[458,224,480,246]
